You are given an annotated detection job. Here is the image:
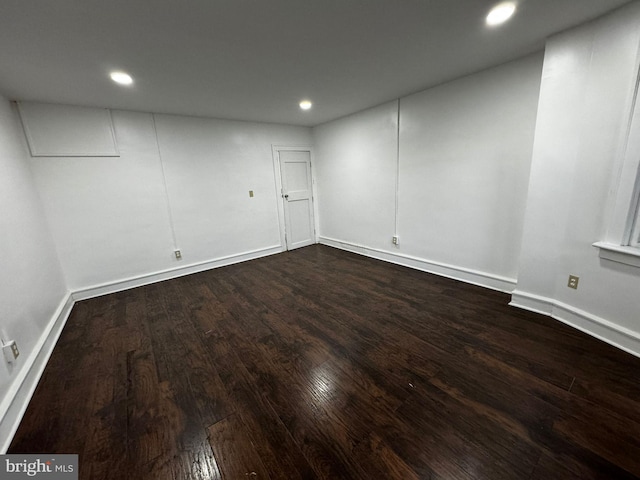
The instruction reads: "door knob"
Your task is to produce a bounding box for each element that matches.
[284,194,289,199]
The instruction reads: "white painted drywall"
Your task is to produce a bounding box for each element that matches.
[30,110,178,290]
[29,108,311,290]
[313,54,543,285]
[313,101,399,251]
[398,54,543,280]
[515,3,640,337]
[153,114,311,264]
[0,96,67,442]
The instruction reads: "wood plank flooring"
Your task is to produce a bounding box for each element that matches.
[9,244,640,479]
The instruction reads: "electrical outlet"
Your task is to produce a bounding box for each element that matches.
[392,235,399,245]
[174,250,182,260]
[568,275,579,289]
[3,340,19,364]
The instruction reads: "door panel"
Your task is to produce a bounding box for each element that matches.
[279,150,315,250]
[284,161,309,192]
[287,198,313,247]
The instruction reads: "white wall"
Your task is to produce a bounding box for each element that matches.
[0,96,68,448]
[314,101,399,251]
[29,109,311,292]
[513,3,640,354]
[30,110,176,290]
[313,54,543,291]
[154,114,309,263]
[398,54,543,281]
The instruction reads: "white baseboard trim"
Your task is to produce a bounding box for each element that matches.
[72,245,283,301]
[0,292,75,453]
[510,290,640,358]
[509,290,554,315]
[319,236,517,293]
[552,301,640,358]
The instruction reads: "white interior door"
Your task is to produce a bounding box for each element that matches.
[279,150,315,250]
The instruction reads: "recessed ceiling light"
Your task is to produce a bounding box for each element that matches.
[299,100,312,110]
[110,71,133,85]
[486,2,516,26]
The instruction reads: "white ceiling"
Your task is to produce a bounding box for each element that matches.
[0,0,631,127]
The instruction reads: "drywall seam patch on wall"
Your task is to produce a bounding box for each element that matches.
[151,113,179,250]
[510,291,640,358]
[319,236,516,293]
[0,292,75,454]
[394,98,401,238]
[72,244,282,301]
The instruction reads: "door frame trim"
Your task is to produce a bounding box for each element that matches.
[271,145,319,251]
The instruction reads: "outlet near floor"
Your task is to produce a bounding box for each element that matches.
[3,340,19,364]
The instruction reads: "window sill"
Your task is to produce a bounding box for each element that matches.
[593,242,640,268]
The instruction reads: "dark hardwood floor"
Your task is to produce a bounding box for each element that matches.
[9,244,640,479]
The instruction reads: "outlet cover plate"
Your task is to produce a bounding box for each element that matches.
[3,341,19,363]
